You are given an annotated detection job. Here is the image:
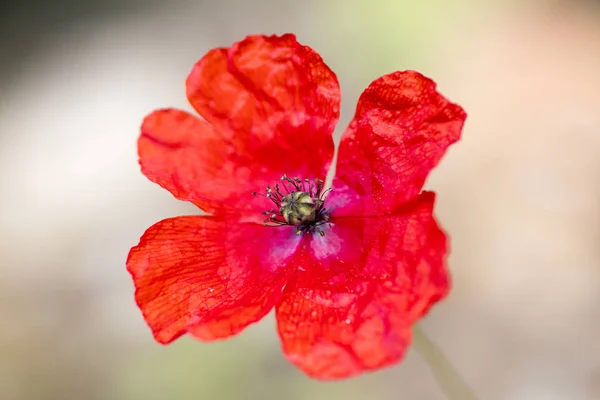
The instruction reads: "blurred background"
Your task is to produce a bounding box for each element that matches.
[1,0,599,399]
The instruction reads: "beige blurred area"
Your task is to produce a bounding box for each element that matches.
[1,0,599,399]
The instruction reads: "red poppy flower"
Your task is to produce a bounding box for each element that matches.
[127,33,466,379]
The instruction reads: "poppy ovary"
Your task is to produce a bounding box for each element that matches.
[280,191,320,225]
[254,175,332,236]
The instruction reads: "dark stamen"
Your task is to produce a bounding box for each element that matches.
[254,175,333,235]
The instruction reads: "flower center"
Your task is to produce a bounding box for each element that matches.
[253,175,332,236]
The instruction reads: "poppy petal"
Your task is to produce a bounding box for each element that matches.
[276,192,448,379]
[137,34,340,216]
[329,71,466,216]
[139,109,232,215]
[127,216,300,344]
[187,34,340,160]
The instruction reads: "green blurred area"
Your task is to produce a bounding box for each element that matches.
[319,0,468,79]
[113,327,398,400]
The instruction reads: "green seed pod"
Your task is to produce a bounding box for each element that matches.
[280,191,316,225]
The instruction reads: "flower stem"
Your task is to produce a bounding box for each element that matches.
[412,324,479,400]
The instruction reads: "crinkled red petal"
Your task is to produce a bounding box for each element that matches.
[139,109,232,215]
[275,192,448,379]
[139,34,340,217]
[126,216,300,344]
[328,71,466,217]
